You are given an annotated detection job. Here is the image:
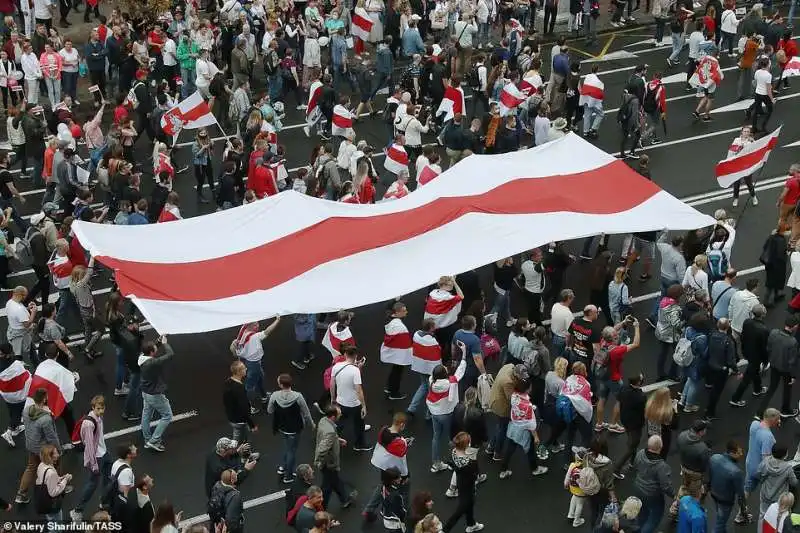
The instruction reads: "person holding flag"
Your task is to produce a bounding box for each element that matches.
[498,79,526,117]
[579,64,604,138]
[0,344,30,448]
[351,2,374,58]
[331,96,354,143]
[304,73,324,138]
[689,46,724,122]
[715,125,782,207]
[727,126,759,207]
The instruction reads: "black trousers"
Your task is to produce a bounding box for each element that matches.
[758,368,793,416]
[24,264,50,306]
[385,364,405,397]
[337,404,366,449]
[705,367,728,418]
[500,439,538,471]
[752,93,773,131]
[524,291,543,326]
[614,427,643,472]
[731,358,763,402]
[542,3,557,33]
[620,129,641,156]
[194,163,214,195]
[471,89,489,118]
[443,496,477,531]
[732,176,755,199]
[12,143,27,175]
[88,69,106,102]
[320,467,350,509]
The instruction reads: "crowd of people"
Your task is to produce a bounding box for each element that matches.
[0,0,798,530]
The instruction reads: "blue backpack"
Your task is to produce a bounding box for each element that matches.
[556,395,576,424]
[707,248,728,280]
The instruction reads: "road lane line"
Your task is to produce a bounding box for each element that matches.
[179,489,289,528]
[104,410,198,440]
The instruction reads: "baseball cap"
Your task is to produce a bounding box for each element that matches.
[30,212,45,226]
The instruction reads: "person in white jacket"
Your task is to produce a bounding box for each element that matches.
[20,43,41,105]
[729,278,761,354]
[302,30,321,91]
[720,7,741,57]
[426,362,465,473]
[786,242,800,296]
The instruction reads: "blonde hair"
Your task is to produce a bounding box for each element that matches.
[620,496,642,519]
[91,395,105,408]
[415,514,442,533]
[572,361,587,377]
[40,443,58,464]
[70,265,87,284]
[554,357,568,379]
[693,254,708,269]
[645,388,674,425]
[779,492,796,515]
[614,267,626,283]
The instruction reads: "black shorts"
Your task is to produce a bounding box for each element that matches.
[702,87,716,99]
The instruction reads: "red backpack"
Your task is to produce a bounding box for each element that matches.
[70,415,97,446]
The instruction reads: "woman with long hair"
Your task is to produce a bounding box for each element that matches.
[35,444,71,522]
[427,364,462,474]
[443,432,485,532]
[409,491,434,527]
[608,266,631,325]
[414,513,443,533]
[644,387,677,458]
[106,292,132,397]
[69,258,103,361]
[542,356,568,450]
[150,501,181,533]
[654,284,684,381]
[499,378,548,480]
[682,254,709,299]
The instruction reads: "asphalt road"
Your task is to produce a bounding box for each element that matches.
[1,30,800,533]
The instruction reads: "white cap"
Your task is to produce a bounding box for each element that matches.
[30,212,45,226]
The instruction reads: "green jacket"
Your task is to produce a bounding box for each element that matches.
[176,40,199,70]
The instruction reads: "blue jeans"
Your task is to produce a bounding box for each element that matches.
[241,358,266,403]
[714,500,734,533]
[490,288,511,323]
[30,155,44,188]
[583,105,604,132]
[681,375,701,407]
[114,345,127,389]
[141,392,173,444]
[431,413,452,464]
[124,372,141,416]
[61,71,77,99]
[44,510,63,522]
[407,374,429,415]
[478,22,490,46]
[280,431,300,476]
[638,494,665,533]
[668,32,683,62]
[551,334,566,359]
[268,73,283,102]
[56,288,80,325]
[490,416,510,456]
[789,0,797,29]
[180,67,195,99]
[75,452,112,512]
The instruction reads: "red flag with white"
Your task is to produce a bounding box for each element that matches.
[411,331,442,375]
[26,359,76,417]
[519,74,543,97]
[331,105,354,137]
[380,318,413,365]
[158,205,182,223]
[384,143,409,175]
[498,82,526,117]
[424,289,463,329]
[762,502,787,533]
[0,361,31,404]
[351,8,373,41]
[306,80,324,127]
[382,179,410,201]
[160,91,216,137]
[715,126,782,188]
[70,134,715,335]
[579,74,605,107]
[321,322,354,358]
[436,85,465,123]
[784,56,800,78]
[370,433,409,475]
[417,164,441,186]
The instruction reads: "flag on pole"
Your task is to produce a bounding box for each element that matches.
[715,126,782,188]
[436,85,465,123]
[160,91,216,137]
[783,56,800,78]
[306,80,324,131]
[351,8,373,41]
[331,105,354,137]
[0,361,31,404]
[27,359,76,417]
[498,83,526,116]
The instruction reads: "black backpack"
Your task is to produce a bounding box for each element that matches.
[642,84,659,113]
[102,463,130,519]
[34,467,64,515]
[467,64,481,89]
[264,51,279,76]
[617,94,633,124]
[208,486,235,525]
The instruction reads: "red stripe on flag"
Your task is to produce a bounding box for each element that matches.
[28,375,67,418]
[384,332,413,348]
[715,135,779,178]
[426,295,463,314]
[101,161,661,302]
[353,13,372,31]
[0,371,30,393]
[580,84,604,100]
[387,146,409,165]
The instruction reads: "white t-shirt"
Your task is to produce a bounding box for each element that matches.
[5,300,29,331]
[234,330,266,362]
[550,302,574,337]
[111,460,134,491]
[162,38,177,67]
[195,59,218,88]
[754,69,772,96]
[58,48,79,73]
[33,0,52,19]
[331,361,362,408]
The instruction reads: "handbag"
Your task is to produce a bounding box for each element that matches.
[78,61,88,77]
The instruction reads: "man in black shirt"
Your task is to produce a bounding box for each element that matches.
[217,160,238,210]
[0,152,28,231]
[223,361,257,444]
[567,305,602,366]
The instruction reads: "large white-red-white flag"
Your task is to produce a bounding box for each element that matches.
[783,56,800,78]
[715,126,782,188]
[71,134,714,334]
[436,85,465,123]
[351,8,373,41]
[331,105,354,137]
[498,83,526,117]
[380,318,412,365]
[519,74,543,97]
[27,359,76,417]
[160,91,216,137]
[417,164,441,186]
[0,361,31,404]
[579,74,605,107]
[384,143,409,175]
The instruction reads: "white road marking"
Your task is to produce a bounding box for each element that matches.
[104,410,198,439]
[179,490,288,528]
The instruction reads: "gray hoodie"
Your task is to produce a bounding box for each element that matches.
[758,456,798,508]
[633,449,674,499]
[266,390,314,429]
[23,403,61,454]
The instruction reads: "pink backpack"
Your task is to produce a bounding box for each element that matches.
[480,334,501,360]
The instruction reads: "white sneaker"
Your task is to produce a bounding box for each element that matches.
[573,518,585,527]
[466,523,485,532]
[303,126,310,137]
[430,461,451,473]
[445,487,459,498]
[69,510,83,522]
[364,424,372,431]
[499,470,512,479]
[1,429,14,447]
[753,196,759,206]
[114,386,130,396]
[732,198,739,207]
[532,466,549,476]
[11,425,24,437]
[296,104,306,110]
